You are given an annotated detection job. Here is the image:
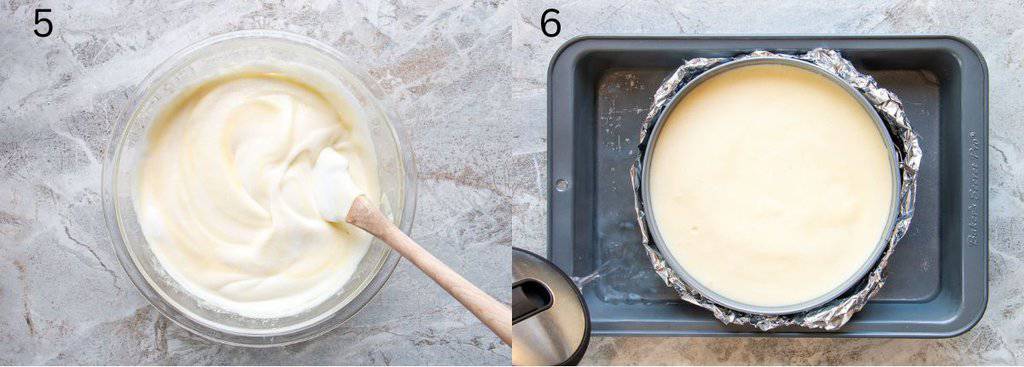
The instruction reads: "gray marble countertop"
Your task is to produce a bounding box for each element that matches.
[2,0,1022,365]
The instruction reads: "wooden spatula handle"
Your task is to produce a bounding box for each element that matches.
[347,196,513,345]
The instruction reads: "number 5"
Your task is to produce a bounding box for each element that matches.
[34,8,52,38]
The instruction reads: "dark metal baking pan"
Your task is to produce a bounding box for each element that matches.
[546,35,988,337]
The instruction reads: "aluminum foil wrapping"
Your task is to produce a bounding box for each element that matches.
[630,49,922,331]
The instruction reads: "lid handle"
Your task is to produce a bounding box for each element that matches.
[512,279,553,324]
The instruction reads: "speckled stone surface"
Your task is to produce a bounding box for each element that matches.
[1,0,1022,365]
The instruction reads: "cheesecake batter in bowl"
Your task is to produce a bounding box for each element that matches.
[641,58,900,315]
[103,31,415,345]
[137,72,379,319]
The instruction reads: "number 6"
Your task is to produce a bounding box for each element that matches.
[541,9,560,38]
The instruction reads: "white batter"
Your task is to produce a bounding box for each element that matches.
[649,64,894,308]
[135,72,379,318]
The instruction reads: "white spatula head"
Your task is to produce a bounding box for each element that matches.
[312,147,365,223]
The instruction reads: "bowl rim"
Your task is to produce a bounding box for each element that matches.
[639,57,902,315]
[101,29,418,347]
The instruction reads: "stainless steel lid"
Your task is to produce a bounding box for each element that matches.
[511,248,590,366]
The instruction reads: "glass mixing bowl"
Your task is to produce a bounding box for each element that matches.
[101,30,416,347]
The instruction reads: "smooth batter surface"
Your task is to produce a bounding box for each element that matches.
[135,72,379,318]
[648,64,894,308]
